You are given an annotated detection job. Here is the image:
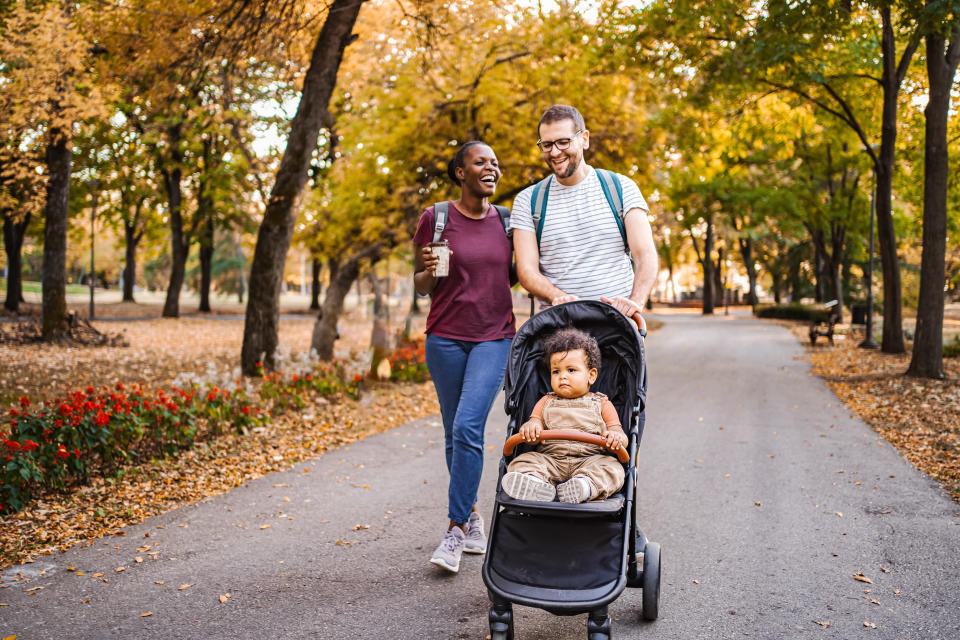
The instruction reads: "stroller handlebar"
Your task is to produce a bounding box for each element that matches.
[502,430,630,463]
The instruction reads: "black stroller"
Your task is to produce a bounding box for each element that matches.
[481,300,661,640]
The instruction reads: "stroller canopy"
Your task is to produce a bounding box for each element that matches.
[505,300,646,431]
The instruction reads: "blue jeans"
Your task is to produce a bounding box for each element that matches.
[425,335,511,525]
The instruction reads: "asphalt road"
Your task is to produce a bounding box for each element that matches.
[3,312,959,639]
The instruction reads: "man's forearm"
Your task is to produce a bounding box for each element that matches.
[518,265,568,303]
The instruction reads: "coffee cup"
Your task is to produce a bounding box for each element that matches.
[430,241,450,277]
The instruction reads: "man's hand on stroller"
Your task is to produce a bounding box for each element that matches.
[603,427,628,451]
[518,418,543,443]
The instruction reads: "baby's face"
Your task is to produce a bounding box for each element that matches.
[549,349,597,399]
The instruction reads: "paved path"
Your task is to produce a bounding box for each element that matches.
[3,313,959,639]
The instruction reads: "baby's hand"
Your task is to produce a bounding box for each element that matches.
[518,419,542,443]
[604,429,627,451]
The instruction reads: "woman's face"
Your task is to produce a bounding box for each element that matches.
[457,144,501,197]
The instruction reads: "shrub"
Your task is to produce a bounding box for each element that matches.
[755,303,835,322]
[387,337,429,382]
[945,335,960,359]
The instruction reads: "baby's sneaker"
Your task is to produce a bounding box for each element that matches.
[557,476,592,503]
[501,471,556,502]
[463,511,487,554]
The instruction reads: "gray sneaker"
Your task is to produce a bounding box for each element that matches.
[463,511,487,555]
[557,476,591,503]
[501,471,556,502]
[430,526,465,573]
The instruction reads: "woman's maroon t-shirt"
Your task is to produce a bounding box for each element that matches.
[414,203,516,342]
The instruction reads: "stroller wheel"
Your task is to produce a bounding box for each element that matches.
[641,542,661,621]
[489,604,514,640]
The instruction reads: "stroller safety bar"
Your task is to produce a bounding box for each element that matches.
[502,430,630,463]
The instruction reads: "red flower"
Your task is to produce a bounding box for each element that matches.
[115,381,125,391]
[207,392,218,402]
[353,374,363,382]
[56,445,70,459]
[21,439,39,452]
[18,396,30,409]
[86,386,95,395]
[242,406,250,415]
[94,411,110,427]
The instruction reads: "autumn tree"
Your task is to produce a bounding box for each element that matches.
[240,0,367,375]
[0,1,109,336]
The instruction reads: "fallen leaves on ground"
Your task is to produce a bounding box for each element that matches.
[0,310,439,568]
[783,322,960,502]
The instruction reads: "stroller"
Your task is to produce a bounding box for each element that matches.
[481,300,661,640]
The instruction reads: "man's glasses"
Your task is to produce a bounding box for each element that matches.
[536,130,583,153]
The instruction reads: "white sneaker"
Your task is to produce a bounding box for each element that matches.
[430,526,465,573]
[463,511,487,555]
[557,476,592,503]
[501,471,556,502]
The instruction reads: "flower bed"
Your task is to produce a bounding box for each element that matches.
[2,357,366,515]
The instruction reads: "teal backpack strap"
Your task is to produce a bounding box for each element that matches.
[596,169,628,253]
[432,201,448,243]
[529,176,552,247]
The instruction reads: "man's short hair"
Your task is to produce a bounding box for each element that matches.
[542,327,601,370]
[538,105,586,136]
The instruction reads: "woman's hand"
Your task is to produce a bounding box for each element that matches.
[420,245,439,276]
[518,418,542,443]
[603,428,628,450]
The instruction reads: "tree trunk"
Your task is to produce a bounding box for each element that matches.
[198,213,214,313]
[875,7,912,354]
[312,258,354,360]
[122,222,139,303]
[738,236,758,308]
[161,123,187,318]
[813,237,825,303]
[41,126,72,339]
[907,23,959,378]
[712,247,724,308]
[3,213,30,312]
[241,0,366,375]
[702,215,714,315]
[122,197,144,303]
[368,270,389,378]
[310,257,322,310]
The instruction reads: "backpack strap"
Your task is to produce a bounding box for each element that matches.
[595,169,628,253]
[432,201,448,243]
[493,205,511,238]
[530,170,629,253]
[530,176,552,246]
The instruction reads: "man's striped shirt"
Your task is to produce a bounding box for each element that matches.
[510,166,649,302]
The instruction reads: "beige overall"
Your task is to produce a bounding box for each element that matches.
[507,393,625,500]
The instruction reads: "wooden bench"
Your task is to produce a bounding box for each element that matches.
[808,300,841,345]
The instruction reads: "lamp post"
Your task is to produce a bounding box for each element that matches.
[86,180,100,320]
[859,184,879,349]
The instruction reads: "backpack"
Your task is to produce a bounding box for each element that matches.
[528,168,629,253]
[432,201,517,284]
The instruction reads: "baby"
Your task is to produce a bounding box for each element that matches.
[501,327,627,504]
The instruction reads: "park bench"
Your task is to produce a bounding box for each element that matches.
[808,300,840,345]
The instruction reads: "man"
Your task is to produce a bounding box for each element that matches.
[511,105,658,320]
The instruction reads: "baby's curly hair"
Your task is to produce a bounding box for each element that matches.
[542,327,601,370]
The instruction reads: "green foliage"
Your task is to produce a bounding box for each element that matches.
[755,303,836,322]
[944,335,960,359]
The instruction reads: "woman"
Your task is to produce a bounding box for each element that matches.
[413,141,516,573]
